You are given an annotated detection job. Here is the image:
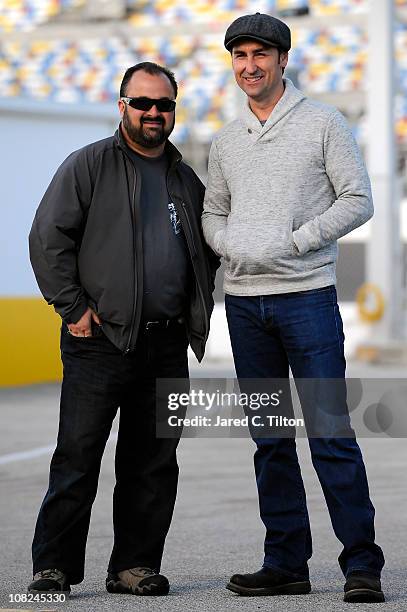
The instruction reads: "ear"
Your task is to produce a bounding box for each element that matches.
[280,51,289,69]
[118,99,125,117]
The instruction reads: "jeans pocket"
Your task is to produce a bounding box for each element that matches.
[64,320,104,339]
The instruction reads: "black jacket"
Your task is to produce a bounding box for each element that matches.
[29,128,219,361]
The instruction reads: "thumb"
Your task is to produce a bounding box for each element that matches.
[91,310,101,325]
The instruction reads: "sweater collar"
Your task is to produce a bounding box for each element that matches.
[239,78,306,136]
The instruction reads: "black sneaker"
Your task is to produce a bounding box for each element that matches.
[344,571,385,603]
[227,566,311,596]
[106,567,169,596]
[28,569,70,594]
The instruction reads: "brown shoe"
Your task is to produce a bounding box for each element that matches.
[28,569,71,594]
[106,567,169,596]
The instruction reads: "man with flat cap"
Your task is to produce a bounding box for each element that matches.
[202,12,385,604]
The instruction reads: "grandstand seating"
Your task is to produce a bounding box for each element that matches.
[3,0,407,34]
[310,0,367,15]
[127,0,278,27]
[1,0,407,143]
[0,0,85,33]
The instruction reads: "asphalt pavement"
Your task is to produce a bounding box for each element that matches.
[0,360,406,612]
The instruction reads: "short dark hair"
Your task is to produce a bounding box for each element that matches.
[277,48,286,75]
[120,62,178,98]
[230,38,274,53]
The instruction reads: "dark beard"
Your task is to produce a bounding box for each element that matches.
[122,106,174,148]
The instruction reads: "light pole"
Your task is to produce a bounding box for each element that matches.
[366,0,404,342]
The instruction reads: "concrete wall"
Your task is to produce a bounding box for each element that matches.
[0,98,117,384]
[0,97,117,296]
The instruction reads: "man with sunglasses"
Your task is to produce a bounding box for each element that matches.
[28,62,218,597]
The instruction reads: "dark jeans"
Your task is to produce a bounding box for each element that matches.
[32,322,189,584]
[225,287,385,580]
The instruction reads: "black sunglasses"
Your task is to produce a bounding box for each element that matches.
[121,96,176,112]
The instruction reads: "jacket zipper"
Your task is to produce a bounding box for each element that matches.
[125,165,142,353]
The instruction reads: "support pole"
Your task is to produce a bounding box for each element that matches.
[366,0,403,341]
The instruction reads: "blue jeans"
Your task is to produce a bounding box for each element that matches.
[225,286,385,579]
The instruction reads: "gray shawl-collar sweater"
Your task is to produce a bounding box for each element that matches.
[202,78,373,295]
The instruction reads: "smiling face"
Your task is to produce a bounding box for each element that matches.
[118,70,175,153]
[231,40,288,105]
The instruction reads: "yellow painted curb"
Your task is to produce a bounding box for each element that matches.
[0,298,62,386]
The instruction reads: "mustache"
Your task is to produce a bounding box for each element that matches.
[141,117,165,126]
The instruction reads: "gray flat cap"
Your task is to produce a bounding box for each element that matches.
[224,12,291,52]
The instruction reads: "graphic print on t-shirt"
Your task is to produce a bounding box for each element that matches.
[168,202,182,236]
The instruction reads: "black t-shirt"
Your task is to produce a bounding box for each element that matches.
[126,147,191,320]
